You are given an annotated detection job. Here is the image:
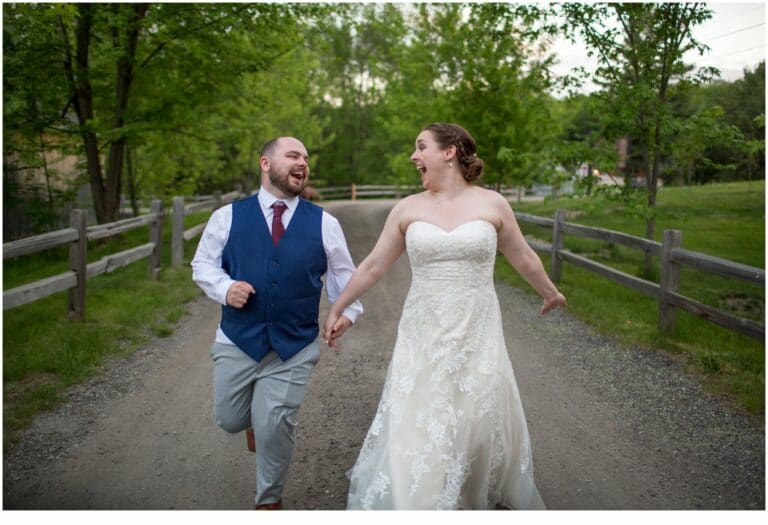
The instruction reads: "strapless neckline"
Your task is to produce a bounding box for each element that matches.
[408,219,496,235]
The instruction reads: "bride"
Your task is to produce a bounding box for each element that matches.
[323,123,566,510]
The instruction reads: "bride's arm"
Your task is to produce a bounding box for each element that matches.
[323,201,408,344]
[494,194,566,315]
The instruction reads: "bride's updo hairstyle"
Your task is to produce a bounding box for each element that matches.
[422,123,484,182]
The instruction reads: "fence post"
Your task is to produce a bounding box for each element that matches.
[659,229,682,335]
[351,184,357,201]
[171,196,185,267]
[551,209,565,282]
[149,199,164,280]
[67,209,87,321]
[213,190,223,210]
[234,183,243,197]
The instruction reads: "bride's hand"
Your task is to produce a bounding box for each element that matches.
[323,310,352,348]
[539,292,566,316]
[322,311,339,347]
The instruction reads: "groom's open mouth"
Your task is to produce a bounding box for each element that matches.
[416,164,427,175]
[290,170,306,183]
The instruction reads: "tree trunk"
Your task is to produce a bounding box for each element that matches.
[102,3,149,223]
[58,4,148,224]
[126,142,140,217]
[38,133,54,217]
[67,5,108,223]
[643,120,663,277]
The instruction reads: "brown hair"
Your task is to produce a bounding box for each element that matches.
[260,138,280,158]
[422,123,484,182]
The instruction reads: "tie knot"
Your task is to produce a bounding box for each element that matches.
[272,201,287,216]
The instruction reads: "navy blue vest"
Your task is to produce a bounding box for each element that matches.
[220,194,327,362]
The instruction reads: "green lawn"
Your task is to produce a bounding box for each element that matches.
[498,181,765,414]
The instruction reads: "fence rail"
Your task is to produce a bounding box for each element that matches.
[3,228,80,260]
[3,187,248,318]
[3,201,165,318]
[516,210,764,341]
[317,183,522,201]
[171,188,243,266]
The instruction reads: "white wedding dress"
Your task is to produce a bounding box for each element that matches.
[347,219,545,510]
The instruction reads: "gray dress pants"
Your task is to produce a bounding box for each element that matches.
[210,340,320,505]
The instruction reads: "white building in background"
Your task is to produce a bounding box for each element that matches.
[575,163,625,186]
[531,162,624,198]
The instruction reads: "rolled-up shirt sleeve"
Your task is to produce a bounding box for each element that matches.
[191,205,236,305]
[322,213,364,323]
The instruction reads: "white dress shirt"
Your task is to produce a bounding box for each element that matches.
[191,188,364,345]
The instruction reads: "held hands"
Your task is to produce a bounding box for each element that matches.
[322,310,352,349]
[539,292,567,316]
[226,281,255,309]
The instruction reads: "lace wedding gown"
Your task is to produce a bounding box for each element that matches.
[347,219,545,510]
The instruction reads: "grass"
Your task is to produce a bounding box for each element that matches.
[498,181,765,415]
[3,210,211,447]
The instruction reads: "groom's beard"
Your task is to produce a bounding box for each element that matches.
[269,167,307,197]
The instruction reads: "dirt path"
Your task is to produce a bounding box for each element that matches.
[3,200,764,510]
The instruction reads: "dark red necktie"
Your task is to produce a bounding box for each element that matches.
[271,201,287,246]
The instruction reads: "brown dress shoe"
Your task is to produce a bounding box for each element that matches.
[246,428,255,453]
[255,499,282,510]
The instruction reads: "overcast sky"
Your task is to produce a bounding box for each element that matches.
[550,2,766,94]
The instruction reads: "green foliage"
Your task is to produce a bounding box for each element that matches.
[3,2,764,232]
[668,105,744,185]
[560,3,716,193]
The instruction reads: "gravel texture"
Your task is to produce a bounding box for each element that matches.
[3,200,764,510]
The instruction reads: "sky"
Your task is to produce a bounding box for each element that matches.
[550,2,766,94]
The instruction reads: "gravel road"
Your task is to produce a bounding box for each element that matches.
[3,200,764,510]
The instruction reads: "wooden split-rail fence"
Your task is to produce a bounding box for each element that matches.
[320,184,522,201]
[518,210,764,341]
[3,186,764,341]
[3,189,242,320]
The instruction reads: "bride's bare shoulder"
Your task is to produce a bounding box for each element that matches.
[469,186,509,210]
[392,192,428,214]
[387,193,426,230]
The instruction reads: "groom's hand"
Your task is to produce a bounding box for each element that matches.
[226,281,255,309]
[324,314,352,349]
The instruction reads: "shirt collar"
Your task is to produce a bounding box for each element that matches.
[258,187,300,213]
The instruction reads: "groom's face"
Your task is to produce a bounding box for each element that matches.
[265,138,310,198]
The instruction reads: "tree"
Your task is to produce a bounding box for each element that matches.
[562,2,715,274]
[308,4,416,186]
[3,4,83,234]
[4,3,309,223]
[669,106,743,185]
[551,94,618,196]
[433,3,560,191]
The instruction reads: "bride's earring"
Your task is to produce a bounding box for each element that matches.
[449,161,453,168]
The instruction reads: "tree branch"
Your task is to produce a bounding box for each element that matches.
[137,4,255,70]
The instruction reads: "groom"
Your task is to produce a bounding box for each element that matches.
[191,136,363,509]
